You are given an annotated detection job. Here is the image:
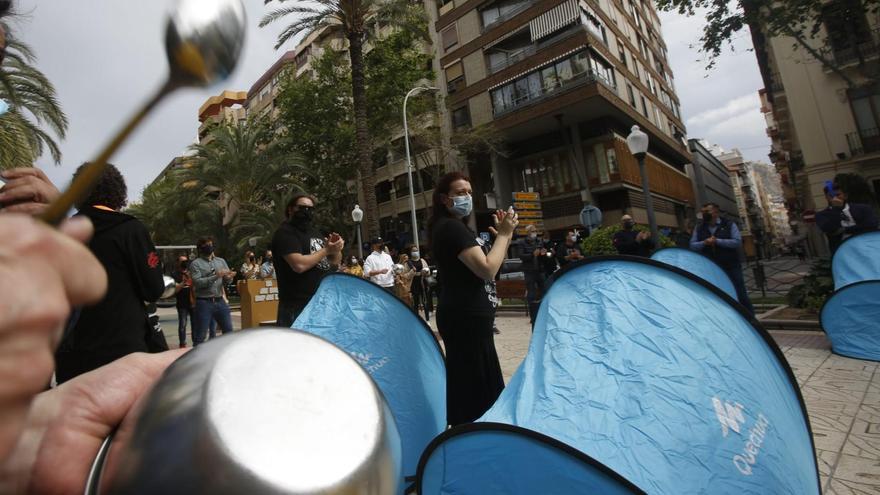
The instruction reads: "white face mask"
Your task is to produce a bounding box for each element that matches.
[449,194,473,218]
[351,258,357,264]
[529,233,537,240]
[411,251,420,260]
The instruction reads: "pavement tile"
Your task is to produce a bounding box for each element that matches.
[832,454,880,488]
[826,477,880,494]
[843,418,880,460]
[813,427,853,452]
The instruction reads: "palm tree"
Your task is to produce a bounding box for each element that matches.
[260,0,422,239]
[178,119,308,257]
[0,35,67,170]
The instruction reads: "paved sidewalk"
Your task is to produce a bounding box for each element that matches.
[160,308,880,492]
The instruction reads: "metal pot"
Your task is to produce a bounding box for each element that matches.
[92,328,401,494]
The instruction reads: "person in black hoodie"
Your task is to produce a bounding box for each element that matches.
[55,163,165,383]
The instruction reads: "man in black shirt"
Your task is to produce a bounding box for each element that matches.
[613,214,654,257]
[271,193,344,327]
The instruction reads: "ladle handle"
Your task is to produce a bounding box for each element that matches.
[40,82,174,226]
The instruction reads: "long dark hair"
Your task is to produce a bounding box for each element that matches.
[427,171,470,246]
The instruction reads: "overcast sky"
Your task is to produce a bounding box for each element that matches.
[11,1,770,203]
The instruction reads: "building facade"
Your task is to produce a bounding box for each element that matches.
[430,0,693,237]
[686,139,740,220]
[750,0,880,255]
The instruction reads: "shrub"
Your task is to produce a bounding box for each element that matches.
[787,258,833,312]
[581,225,674,256]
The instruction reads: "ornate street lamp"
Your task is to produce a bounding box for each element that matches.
[351,204,364,259]
[626,125,659,241]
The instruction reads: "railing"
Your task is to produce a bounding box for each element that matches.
[822,28,880,67]
[486,24,584,75]
[492,69,616,117]
[846,127,880,156]
[744,256,812,299]
[481,0,536,33]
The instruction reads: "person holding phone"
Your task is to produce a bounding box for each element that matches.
[428,171,518,426]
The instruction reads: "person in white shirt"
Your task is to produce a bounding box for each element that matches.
[363,237,395,292]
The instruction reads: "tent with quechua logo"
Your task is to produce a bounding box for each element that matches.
[415,257,819,494]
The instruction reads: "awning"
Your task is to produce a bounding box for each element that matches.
[529,0,579,41]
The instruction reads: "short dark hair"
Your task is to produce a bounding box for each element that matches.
[702,202,720,210]
[285,192,316,218]
[72,162,128,211]
[197,237,214,248]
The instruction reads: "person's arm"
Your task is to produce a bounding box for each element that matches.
[815,207,844,235]
[689,228,704,251]
[458,209,518,280]
[190,259,219,290]
[847,204,879,234]
[715,222,742,249]
[126,221,166,302]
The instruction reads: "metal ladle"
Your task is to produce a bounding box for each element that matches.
[40,0,247,225]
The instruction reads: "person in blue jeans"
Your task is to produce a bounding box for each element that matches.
[690,202,755,315]
[189,237,235,345]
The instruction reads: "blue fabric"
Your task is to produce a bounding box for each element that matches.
[421,259,818,494]
[651,248,737,299]
[420,425,639,494]
[192,299,232,346]
[832,231,880,290]
[821,281,880,361]
[293,274,445,491]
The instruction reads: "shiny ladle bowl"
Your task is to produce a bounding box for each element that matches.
[39,0,246,226]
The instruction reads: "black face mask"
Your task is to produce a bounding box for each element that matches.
[180,261,189,270]
[291,207,314,225]
[199,245,214,256]
[703,215,714,224]
[623,221,634,230]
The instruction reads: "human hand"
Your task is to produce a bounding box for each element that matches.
[379,268,389,275]
[705,236,716,246]
[0,215,107,464]
[493,208,518,237]
[0,168,61,215]
[0,350,186,493]
[326,234,344,255]
[831,196,844,208]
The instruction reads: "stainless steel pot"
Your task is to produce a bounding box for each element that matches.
[91,328,401,494]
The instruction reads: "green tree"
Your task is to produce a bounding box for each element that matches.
[261,0,426,239]
[273,28,433,235]
[655,0,880,87]
[0,34,67,169]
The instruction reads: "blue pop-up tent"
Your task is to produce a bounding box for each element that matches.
[651,247,737,299]
[831,231,880,290]
[822,232,880,361]
[293,274,445,491]
[417,257,819,494]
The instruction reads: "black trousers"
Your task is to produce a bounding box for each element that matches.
[411,280,434,319]
[437,308,504,426]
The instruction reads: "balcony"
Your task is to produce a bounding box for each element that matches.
[493,69,616,117]
[822,28,880,67]
[481,0,536,34]
[588,138,694,205]
[846,127,880,156]
[487,25,583,75]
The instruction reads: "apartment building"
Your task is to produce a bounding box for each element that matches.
[686,139,740,221]
[430,0,694,236]
[750,0,880,254]
[197,90,247,144]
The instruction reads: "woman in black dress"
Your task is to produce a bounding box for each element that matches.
[428,171,518,425]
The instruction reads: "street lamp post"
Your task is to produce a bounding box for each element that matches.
[626,125,659,242]
[351,204,364,260]
[403,85,438,253]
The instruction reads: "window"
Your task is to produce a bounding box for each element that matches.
[445,61,465,94]
[451,105,471,129]
[480,0,531,29]
[849,88,880,151]
[617,37,625,61]
[375,180,393,203]
[640,96,648,117]
[441,25,458,50]
[822,0,871,63]
[626,84,636,108]
[512,151,582,197]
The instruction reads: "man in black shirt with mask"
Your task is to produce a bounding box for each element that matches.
[271,193,344,327]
